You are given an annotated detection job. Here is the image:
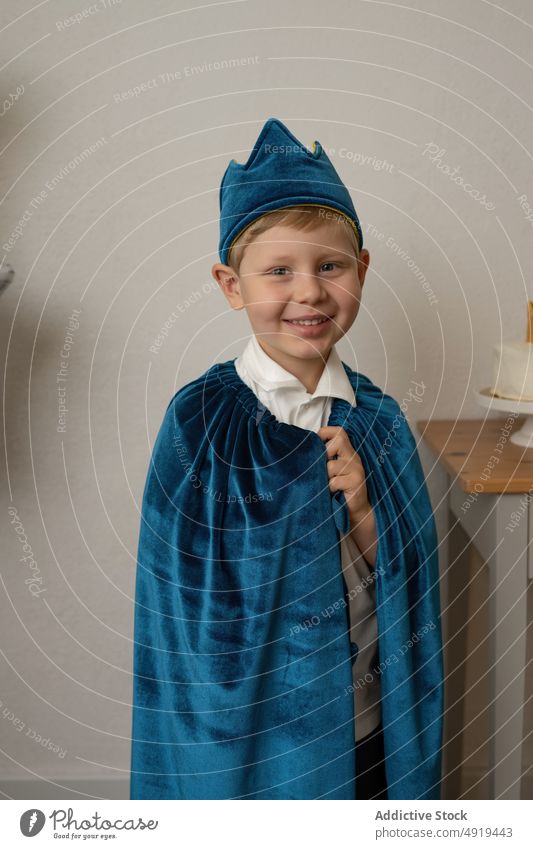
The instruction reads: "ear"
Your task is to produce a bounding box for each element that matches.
[211,263,245,310]
[357,249,370,289]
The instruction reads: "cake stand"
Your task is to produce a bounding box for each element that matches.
[474,387,533,448]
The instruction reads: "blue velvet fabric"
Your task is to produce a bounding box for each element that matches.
[130,359,444,800]
[218,117,364,266]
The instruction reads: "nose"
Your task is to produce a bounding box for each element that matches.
[291,269,327,304]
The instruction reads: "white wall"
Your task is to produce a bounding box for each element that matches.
[1,0,532,798]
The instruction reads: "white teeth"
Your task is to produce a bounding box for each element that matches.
[287,317,328,326]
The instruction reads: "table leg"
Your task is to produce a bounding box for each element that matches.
[487,496,528,800]
[442,505,471,799]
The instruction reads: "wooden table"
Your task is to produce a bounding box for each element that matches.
[417,417,531,800]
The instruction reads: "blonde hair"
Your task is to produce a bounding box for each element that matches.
[227,204,361,275]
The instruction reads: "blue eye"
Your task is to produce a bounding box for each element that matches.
[267,263,340,276]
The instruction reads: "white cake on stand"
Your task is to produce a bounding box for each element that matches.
[475,302,533,447]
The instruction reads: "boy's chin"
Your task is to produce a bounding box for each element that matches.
[267,337,334,360]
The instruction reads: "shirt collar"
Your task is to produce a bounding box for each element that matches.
[239,334,356,405]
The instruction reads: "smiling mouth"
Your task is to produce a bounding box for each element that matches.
[283,316,332,326]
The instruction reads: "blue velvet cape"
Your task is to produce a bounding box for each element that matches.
[130,359,444,800]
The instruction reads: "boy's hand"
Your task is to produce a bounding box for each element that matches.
[317,425,378,566]
[317,425,370,521]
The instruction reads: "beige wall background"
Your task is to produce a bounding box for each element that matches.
[0,0,532,798]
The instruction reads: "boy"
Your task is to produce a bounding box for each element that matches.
[130,118,444,800]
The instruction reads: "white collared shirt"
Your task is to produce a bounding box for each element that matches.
[235,335,382,741]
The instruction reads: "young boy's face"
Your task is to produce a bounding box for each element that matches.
[213,219,370,370]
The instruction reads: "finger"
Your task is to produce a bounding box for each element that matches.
[317,426,344,438]
[317,426,348,441]
[324,433,356,461]
[328,474,364,496]
[328,474,342,493]
[327,457,356,476]
[328,469,364,494]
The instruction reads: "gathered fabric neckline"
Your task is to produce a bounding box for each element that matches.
[213,357,356,438]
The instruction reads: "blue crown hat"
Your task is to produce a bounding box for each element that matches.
[218,117,364,266]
